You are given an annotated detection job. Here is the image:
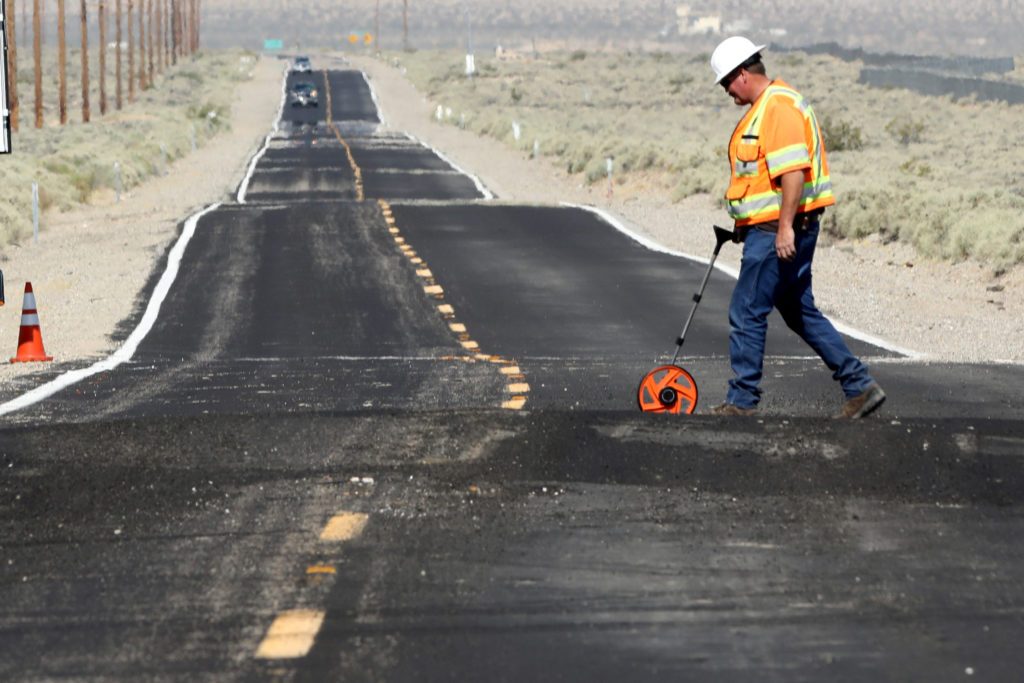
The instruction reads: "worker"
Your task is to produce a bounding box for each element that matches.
[707,37,885,418]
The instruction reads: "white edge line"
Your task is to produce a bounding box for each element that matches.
[402,131,495,200]
[236,65,289,204]
[359,71,388,127]
[562,201,926,361]
[0,203,222,417]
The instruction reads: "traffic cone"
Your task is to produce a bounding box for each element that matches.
[10,282,53,363]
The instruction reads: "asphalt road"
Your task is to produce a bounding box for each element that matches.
[1,61,1022,681]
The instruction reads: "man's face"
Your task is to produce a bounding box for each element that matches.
[720,68,748,106]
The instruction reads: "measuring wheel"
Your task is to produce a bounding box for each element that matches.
[637,365,699,414]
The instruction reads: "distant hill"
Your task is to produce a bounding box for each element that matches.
[200,0,1023,58]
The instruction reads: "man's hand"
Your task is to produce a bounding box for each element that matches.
[776,171,803,262]
[776,224,796,261]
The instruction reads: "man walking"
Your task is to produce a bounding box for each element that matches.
[707,37,885,418]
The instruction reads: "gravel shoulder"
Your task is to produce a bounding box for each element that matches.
[0,51,1019,399]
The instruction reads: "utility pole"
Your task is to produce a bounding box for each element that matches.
[169,0,175,64]
[99,0,107,115]
[147,0,153,82]
[32,0,40,128]
[58,0,66,124]
[116,0,122,110]
[128,0,136,99]
[80,0,89,121]
[374,0,380,51]
[154,0,161,74]
[7,0,18,131]
[137,0,145,89]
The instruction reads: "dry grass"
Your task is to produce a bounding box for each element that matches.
[0,48,256,246]
[388,48,1024,268]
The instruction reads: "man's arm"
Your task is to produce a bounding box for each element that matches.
[775,170,803,261]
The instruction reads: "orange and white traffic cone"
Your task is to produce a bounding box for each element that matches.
[10,282,53,363]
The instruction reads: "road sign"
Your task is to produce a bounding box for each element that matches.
[263,39,283,50]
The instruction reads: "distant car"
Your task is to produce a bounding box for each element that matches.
[292,56,312,73]
[289,81,319,107]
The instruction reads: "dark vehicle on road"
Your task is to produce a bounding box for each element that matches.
[292,55,312,73]
[289,81,319,107]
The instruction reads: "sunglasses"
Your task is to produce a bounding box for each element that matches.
[720,69,741,91]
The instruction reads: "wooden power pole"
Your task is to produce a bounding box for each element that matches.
[127,0,134,101]
[58,0,66,124]
[80,0,89,121]
[137,0,145,90]
[32,0,40,128]
[116,0,122,110]
[99,0,107,115]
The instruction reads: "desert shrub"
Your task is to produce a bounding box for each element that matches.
[570,50,587,62]
[828,184,899,239]
[885,115,926,144]
[668,73,693,94]
[583,156,611,184]
[670,168,714,200]
[818,114,864,151]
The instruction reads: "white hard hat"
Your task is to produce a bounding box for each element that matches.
[710,36,767,84]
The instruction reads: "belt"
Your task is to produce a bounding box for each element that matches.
[734,209,823,243]
[751,209,823,233]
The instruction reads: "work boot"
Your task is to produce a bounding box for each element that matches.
[835,383,886,419]
[707,402,758,416]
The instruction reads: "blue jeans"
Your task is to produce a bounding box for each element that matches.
[726,222,874,409]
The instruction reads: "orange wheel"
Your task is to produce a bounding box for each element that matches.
[637,365,699,414]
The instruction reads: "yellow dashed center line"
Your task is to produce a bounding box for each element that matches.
[323,68,365,202]
[377,199,529,410]
[320,511,370,541]
[254,508,371,660]
[255,609,326,659]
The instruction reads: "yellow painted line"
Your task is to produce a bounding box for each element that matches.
[394,237,406,245]
[416,268,433,278]
[319,511,369,542]
[438,304,455,314]
[507,382,531,394]
[460,340,480,350]
[254,609,326,659]
[500,366,521,375]
[388,227,400,234]
[424,285,444,295]
[449,322,467,333]
[410,257,423,264]
[502,397,527,410]
[328,123,364,202]
[306,565,337,575]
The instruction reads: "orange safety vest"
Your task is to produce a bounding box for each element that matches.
[725,79,835,227]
